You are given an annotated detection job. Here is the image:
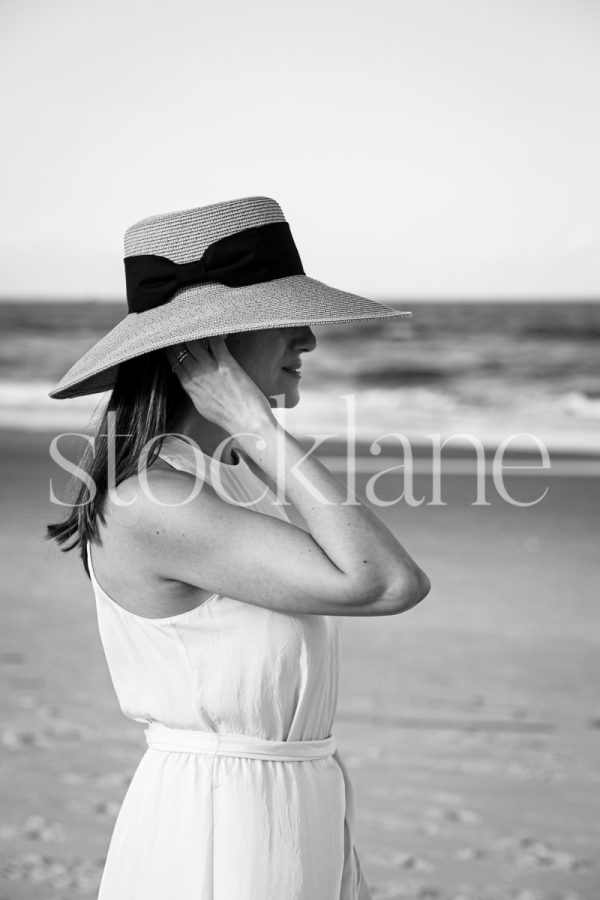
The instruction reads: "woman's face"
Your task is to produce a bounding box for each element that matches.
[223,326,317,408]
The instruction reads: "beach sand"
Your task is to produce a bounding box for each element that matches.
[0,429,598,899]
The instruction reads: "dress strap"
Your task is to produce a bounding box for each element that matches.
[157,434,247,476]
[145,722,336,761]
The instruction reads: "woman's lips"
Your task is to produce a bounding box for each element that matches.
[281,367,301,378]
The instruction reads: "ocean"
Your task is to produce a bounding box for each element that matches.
[0,299,599,451]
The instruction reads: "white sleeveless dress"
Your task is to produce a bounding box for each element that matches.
[89,435,372,900]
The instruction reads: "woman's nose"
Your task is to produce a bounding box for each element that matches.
[291,327,317,353]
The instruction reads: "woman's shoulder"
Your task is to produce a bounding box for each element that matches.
[104,460,211,527]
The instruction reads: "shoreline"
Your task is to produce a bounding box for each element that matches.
[3,425,598,462]
[1,372,599,457]
[2,416,599,457]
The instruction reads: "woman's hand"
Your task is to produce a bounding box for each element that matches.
[166,337,274,434]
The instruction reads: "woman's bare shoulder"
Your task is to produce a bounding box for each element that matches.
[103,460,208,527]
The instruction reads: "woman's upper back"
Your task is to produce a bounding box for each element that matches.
[91,434,305,617]
[91,432,375,619]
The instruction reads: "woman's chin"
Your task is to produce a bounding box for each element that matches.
[268,388,300,409]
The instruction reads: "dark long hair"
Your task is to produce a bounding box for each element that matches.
[46,349,187,575]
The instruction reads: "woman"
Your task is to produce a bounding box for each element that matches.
[48,196,431,900]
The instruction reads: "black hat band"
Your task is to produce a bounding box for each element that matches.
[124,221,305,314]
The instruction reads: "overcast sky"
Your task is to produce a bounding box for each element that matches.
[1,0,599,300]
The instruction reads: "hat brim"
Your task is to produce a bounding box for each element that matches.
[49,275,412,399]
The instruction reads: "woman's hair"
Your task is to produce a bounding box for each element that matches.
[46,350,187,575]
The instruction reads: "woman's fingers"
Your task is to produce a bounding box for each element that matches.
[166,343,196,379]
[208,334,231,363]
[166,334,232,376]
[166,340,220,385]
[165,345,180,370]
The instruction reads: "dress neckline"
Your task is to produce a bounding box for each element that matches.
[157,434,290,522]
[158,434,250,476]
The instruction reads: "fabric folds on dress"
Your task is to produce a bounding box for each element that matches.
[90,435,372,900]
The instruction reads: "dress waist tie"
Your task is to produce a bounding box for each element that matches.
[145,722,336,761]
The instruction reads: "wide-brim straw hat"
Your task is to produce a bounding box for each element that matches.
[50,196,411,399]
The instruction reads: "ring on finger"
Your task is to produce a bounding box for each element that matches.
[176,349,190,363]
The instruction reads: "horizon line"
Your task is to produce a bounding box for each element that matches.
[0,294,599,305]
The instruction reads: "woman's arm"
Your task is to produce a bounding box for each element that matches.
[234,415,430,613]
[122,338,430,617]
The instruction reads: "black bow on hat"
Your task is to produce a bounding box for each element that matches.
[124,221,305,314]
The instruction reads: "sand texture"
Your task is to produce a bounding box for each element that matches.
[0,430,599,900]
